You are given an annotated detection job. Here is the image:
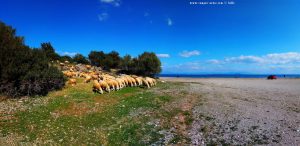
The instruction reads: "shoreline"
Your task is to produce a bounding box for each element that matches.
[158,74,300,79]
[160,77,300,80]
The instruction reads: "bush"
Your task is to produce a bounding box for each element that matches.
[0,21,65,97]
[73,53,89,64]
[88,51,105,67]
[88,50,121,70]
[135,52,161,77]
[118,52,161,77]
[41,42,60,61]
[59,55,73,63]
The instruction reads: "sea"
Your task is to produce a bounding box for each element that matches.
[158,74,300,78]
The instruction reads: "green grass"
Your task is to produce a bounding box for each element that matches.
[0,80,187,145]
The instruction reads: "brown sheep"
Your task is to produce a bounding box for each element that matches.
[105,79,119,91]
[134,77,143,86]
[116,78,125,89]
[120,76,129,86]
[84,75,92,83]
[146,77,156,87]
[145,77,155,86]
[86,65,91,70]
[68,78,77,86]
[128,76,137,86]
[99,80,110,93]
[63,71,75,78]
[141,78,150,88]
[91,74,98,80]
[93,80,103,94]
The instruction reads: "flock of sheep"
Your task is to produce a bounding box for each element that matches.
[59,61,157,94]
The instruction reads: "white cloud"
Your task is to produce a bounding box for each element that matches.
[207,59,221,64]
[225,55,264,63]
[156,54,170,58]
[209,52,300,65]
[179,50,200,57]
[61,52,77,57]
[98,13,109,21]
[100,0,121,7]
[167,18,173,26]
[265,52,300,64]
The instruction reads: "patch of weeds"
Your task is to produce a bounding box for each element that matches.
[107,119,163,145]
[207,139,218,146]
[251,125,259,130]
[200,125,209,134]
[230,125,238,131]
[219,139,230,146]
[169,134,181,144]
[250,134,269,145]
[180,90,189,95]
[182,111,193,125]
[8,96,70,141]
[199,113,214,121]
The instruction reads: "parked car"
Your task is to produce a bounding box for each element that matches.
[267,75,277,80]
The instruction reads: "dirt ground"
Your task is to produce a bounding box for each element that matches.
[161,78,300,145]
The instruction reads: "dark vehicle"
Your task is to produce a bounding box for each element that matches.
[267,75,277,80]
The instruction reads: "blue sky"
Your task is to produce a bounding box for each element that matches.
[1,0,300,74]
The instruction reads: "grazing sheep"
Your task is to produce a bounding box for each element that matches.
[142,78,150,88]
[120,76,129,86]
[124,76,136,87]
[86,65,91,70]
[129,76,137,86]
[61,62,157,93]
[79,72,86,78]
[146,77,155,86]
[116,78,125,89]
[134,77,143,86]
[63,71,75,78]
[84,75,92,83]
[99,80,110,93]
[91,74,98,80]
[68,78,77,86]
[105,79,118,91]
[93,80,103,94]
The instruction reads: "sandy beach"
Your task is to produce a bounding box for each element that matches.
[161,77,300,145]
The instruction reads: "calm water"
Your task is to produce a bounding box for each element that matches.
[158,74,300,78]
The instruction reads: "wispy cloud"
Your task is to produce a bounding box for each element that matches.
[156,54,170,58]
[100,0,121,7]
[163,61,203,73]
[60,51,77,57]
[224,55,264,64]
[212,52,300,65]
[206,59,221,64]
[163,52,300,74]
[167,18,173,26]
[98,13,109,21]
[179,50,200,57]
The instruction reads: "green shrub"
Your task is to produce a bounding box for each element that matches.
[118,52,161,77]
[73,53,89,64]
[0,21,65,97]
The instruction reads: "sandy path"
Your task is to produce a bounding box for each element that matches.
[161,78,300,145]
